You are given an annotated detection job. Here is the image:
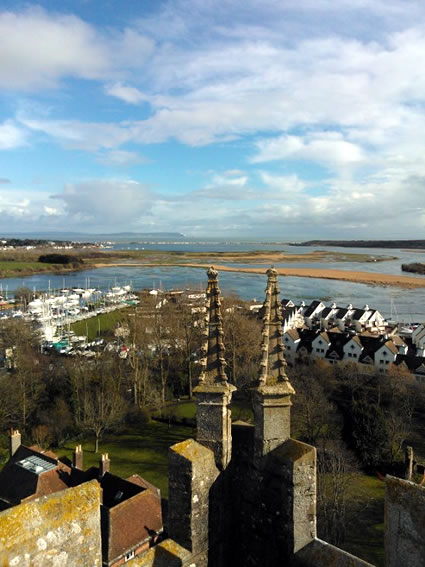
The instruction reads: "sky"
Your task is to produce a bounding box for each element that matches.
[1,0,425,239]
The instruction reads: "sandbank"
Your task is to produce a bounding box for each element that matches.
[93,262,425,289]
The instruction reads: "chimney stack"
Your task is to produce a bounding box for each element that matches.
[10,428,21,457]
[99,453,110,477]
[72,445,84,470]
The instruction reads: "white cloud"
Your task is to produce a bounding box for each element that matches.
[51,179,153,225]
[96,150,149,167]
[18,116,132,151]
[0,6,153,89]
[0,120,27,149]
[105,82,146,104]
[252,133,365,167]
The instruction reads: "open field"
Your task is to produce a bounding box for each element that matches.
[70,307,131,340]
[57,420,194,498]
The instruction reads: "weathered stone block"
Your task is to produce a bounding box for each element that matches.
[194,385,235,470]
[252,384,294,459]
[385,475,425,567]
[293,538,375,566]
[268,438,317,556]
[0,480,102,566]
[127,538,192,566]
[168,439,219,557]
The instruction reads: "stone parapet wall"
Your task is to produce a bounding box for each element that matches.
[0,480,102,566]
[127,539,193,566]
[293,538,375,566]
[385,475,425,567]
[168,438,219,560]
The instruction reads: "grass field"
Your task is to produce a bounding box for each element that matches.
[56,420,195,498]
[70,307,131,340]
[341,474,385,566]
[0,260,64,277]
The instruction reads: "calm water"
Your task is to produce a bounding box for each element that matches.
[1,241,425,322]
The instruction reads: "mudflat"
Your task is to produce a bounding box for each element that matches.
[93,262,425,289]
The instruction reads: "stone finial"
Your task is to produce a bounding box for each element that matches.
[252,268,295,458]
[198,266,228,386]
[258,266,292,387]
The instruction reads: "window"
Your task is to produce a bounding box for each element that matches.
[286,345,291,350]
[125,551,135,562]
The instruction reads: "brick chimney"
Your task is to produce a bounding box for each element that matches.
[72,445,84,470]
[10,428,21,457]
[99,453,110,477]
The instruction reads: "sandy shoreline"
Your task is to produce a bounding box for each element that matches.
[93,262,425,289]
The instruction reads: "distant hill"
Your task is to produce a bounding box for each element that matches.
[1,231,186,242]
[290,240,425,249]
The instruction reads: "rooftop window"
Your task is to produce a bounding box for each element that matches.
[16,455,57,475]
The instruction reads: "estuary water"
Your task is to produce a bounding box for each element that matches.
[1,241,425,322]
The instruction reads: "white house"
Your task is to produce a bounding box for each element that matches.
[311,332,331,360]
[283,328,301,366]
[343,335,363,362]
[303,301,326,328]
[374,340,398,373]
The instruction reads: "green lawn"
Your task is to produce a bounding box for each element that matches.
[341,474,385,566]
[156,399,253,424]
[0,261,58,277]
[70,307,132,340]
[56,420,194,498]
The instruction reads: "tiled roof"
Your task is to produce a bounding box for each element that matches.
[285,328,300,341]
[106,477,163,562]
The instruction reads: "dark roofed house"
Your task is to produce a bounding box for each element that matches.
[100,472,162,566]
[0,430,163,566]
[0,431,74,510]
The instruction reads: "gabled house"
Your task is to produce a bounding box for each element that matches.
[283,328,301,366]
[311,331,331,360]
[374,340,399,373]
[343,335,363,362]
[303,301,325,328]
[334,307,351,331]
[392,334,408,355]
[0,431,163,566]
[412,324,425,348]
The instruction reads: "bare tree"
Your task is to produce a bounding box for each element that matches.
[68,354,126,452]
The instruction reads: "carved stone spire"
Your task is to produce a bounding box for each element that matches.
[258,266,289,386]
[252,267,295,459]
[198,266,228,385]
[194,267,235,470]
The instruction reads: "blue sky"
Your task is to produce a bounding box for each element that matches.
[1,0,425,238]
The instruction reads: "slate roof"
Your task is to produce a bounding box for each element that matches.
[0,446,72,508]
[351,309,367,321]
[335,308,349,319]
[304,300,323,318]
[320,307,332,319]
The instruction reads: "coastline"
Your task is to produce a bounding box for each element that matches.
[92,262,425,289]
